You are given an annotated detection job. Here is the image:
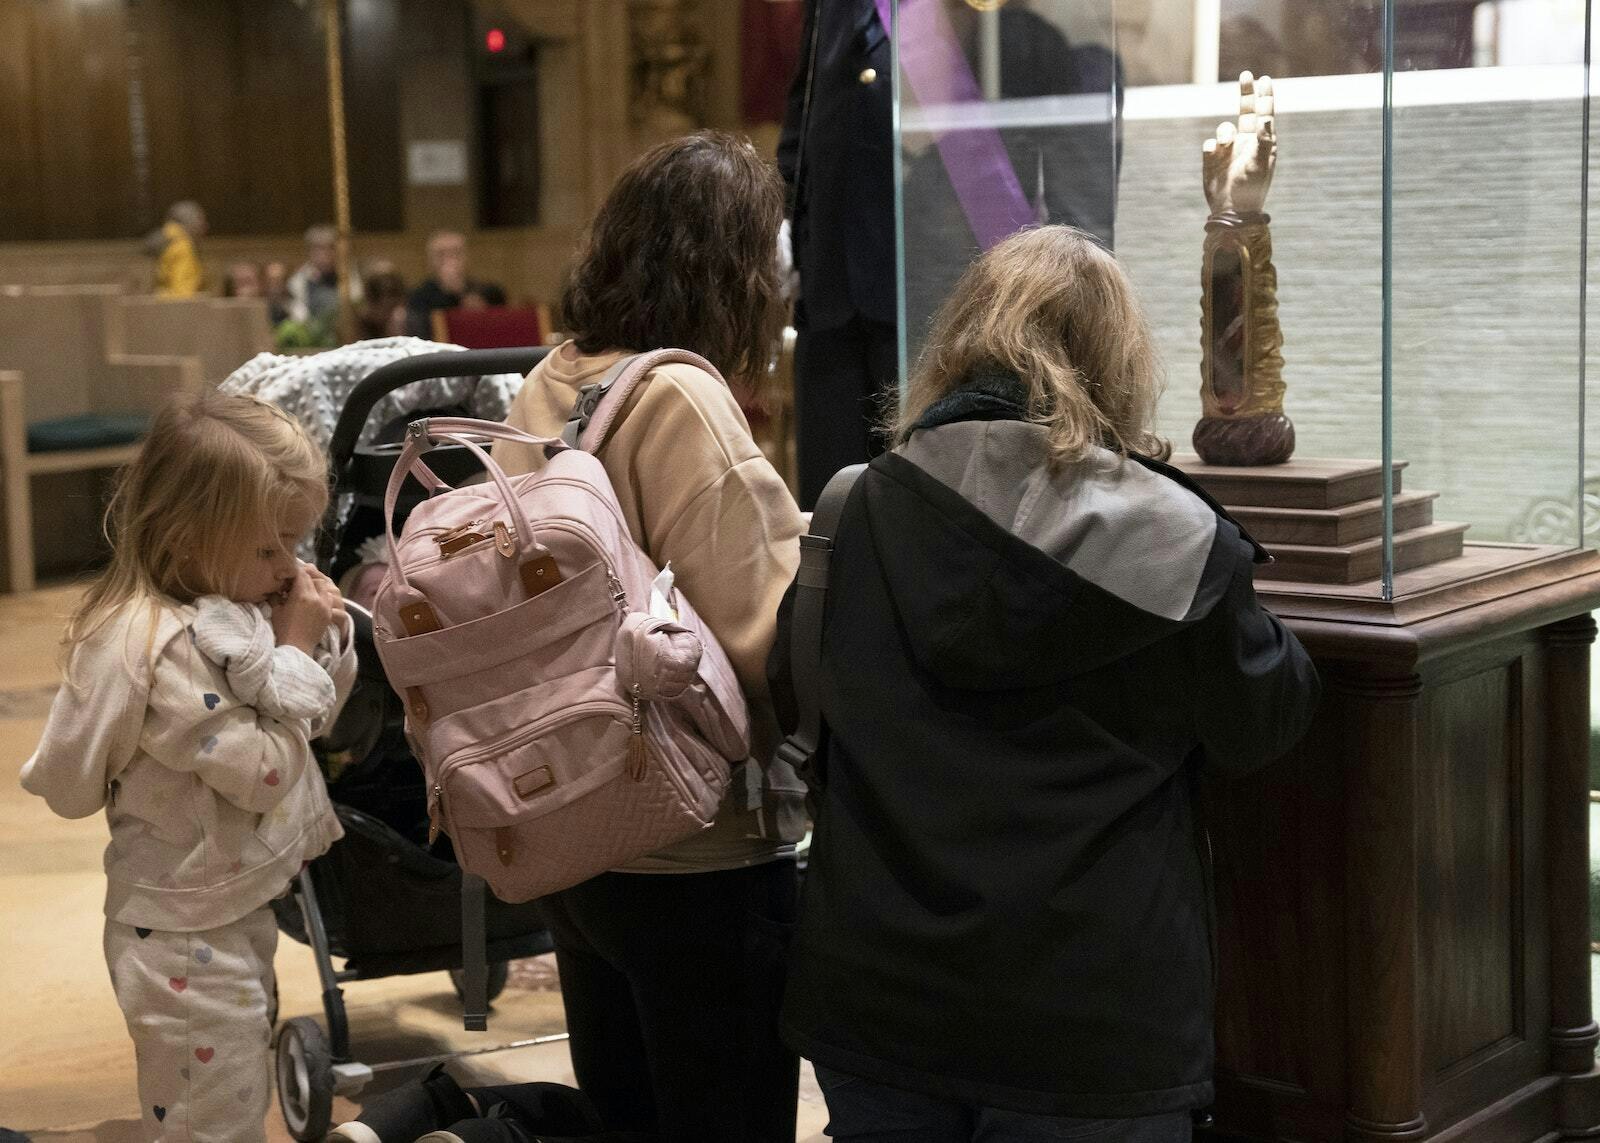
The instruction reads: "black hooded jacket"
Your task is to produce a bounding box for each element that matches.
[771,376,1320,1117]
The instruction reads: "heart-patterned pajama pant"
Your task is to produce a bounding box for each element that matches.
[104,906,278,1142]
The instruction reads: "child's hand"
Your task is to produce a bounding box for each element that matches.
[305,565,346,627]
[272,566,334,655]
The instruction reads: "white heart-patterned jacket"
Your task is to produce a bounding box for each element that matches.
[21,596,356,931]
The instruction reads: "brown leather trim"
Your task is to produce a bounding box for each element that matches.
[520,556,563,597]
[514,765,556,799]
[400,601,442,635]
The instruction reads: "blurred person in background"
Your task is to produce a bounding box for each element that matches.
[150,200,208,298]
[263,260,292,327]
[222,261,263,300]
[405,229,506,336]
[357,265,412,340]
[287,223,362,328]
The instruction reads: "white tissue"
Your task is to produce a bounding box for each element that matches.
[649,564,679,620]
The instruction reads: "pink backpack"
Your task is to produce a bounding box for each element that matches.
[370,350,750,905]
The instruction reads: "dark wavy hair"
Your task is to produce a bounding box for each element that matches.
[559,131,786,383]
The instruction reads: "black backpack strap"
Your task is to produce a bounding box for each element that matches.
[773,463,866,789]
[460,872,488,1032]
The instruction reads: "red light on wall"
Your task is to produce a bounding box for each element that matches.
[486,27,507,53]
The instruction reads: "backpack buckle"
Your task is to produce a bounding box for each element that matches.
[773,736,814,775]
[562,384,605,447]
[577,382,603,415]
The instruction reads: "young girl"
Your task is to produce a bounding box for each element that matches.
[22,390,356,1142]
[773,226,1320,1142]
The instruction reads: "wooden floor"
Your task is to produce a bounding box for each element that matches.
[0,585,830,1141]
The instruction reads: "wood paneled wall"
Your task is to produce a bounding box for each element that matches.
[0,1,139,241]
[344,0,407,234]
[0,0,406,242]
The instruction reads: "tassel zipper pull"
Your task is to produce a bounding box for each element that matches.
[627,684,648,780]
[427,783,442,845]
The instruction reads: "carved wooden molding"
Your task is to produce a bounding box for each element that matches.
[1543,613,1599,649]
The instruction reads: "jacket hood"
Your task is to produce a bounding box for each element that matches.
[864,409,1262,691]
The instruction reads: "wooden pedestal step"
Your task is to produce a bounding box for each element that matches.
[1169,454,1468,585]
[1256,522,1469,583]
[1170,454,1407,510]
[1229,491,1437,547]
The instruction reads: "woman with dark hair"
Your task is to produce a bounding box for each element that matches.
[493,131,805,1142]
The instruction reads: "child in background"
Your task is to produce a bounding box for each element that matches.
[21,390,356,1142]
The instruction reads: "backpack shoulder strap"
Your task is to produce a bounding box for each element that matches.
[561,349,724,452]
[773,463,867,790]
[459,872,489,1031]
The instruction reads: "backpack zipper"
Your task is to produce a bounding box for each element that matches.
[627,683,647,779]
[401,523,511,573]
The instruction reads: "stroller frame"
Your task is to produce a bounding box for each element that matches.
[275,347,564,1140]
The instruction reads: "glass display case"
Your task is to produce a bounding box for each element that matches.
[893,0,1595,601]
[894,9,1600,1143]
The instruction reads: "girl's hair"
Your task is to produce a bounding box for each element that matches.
[894,226,1170,465]
[558,130,786,385]
[66,390,327,649]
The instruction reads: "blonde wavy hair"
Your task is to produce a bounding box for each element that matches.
[894,226,1170,465]
[66,389,327,651]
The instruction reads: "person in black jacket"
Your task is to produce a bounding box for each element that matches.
[777,0,896,511]
[900,4,1124,361]
[404,230,508,337]
[776,0,1125,509]
[771,226,1320,1143]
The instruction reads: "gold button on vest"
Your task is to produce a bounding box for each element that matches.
[859,67,878,85]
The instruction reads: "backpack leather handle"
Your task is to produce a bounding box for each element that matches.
[381,419,556,601]
[412,417,568,451]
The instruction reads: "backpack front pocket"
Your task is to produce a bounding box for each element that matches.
[430,692,717,902]
[436,699,635,831]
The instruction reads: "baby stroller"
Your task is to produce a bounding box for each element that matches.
[266,347,558,1141]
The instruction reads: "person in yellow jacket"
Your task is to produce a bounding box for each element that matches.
[153,200,207,297]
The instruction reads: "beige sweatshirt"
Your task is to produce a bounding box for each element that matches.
[21,596,357,931]
[497,341,805,873]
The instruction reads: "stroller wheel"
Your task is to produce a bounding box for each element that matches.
[448,960,510,1005]
[275,1016,335,1141]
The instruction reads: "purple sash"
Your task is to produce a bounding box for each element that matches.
[875,0,1034,250]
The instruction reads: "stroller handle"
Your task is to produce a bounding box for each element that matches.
[326,347,552,482]
[318,346,550,569]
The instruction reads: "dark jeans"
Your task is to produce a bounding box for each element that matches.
[537,861,801,1143]
[794,315,898,510]
[816,1067,1196,1143]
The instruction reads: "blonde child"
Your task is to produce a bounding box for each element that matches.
[21,390,356,1142]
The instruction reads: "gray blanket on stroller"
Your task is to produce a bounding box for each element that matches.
[221,337,527,559]
[220,336,525,450]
